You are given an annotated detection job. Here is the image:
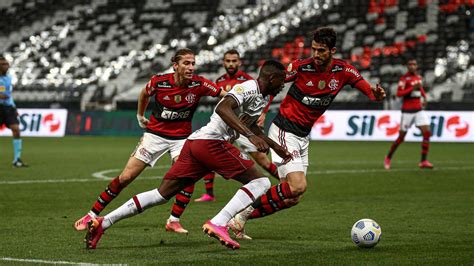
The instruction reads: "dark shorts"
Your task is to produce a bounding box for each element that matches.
[0,105,19,127]
[164,139,255,181]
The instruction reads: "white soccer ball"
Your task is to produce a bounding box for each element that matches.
[351,218,382,248]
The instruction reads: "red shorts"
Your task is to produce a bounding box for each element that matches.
[164,139,255,181]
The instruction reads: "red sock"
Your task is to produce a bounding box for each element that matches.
[171,184,195,218]
[203,172,215,196]
[265,163,279,179]
[387,133,405,159]
[421,131,431,161]
[91,176,124,215]
[250,182,294,218]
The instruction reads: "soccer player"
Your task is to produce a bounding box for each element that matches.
[192,49,280,203]
[84,60,292,250]
[384,58,433,169]
[73,48,225,231]
[0,56,28,168]
[228,27,386,238]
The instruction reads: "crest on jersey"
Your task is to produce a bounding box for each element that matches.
[318,80,326,90]
[185,93,196,103]
[174,95,182,103]
[234,86,244,94]
[329,79,339,91]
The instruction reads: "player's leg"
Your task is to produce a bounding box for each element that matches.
[195,172,216,202]
[74,133,169,230]
[86,177,194,249]
[6,107,27,167]
[385,112,413,169]
[416,111,433,168]
[249,151,279,180]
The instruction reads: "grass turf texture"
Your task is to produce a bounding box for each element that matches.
[0,137,473,265]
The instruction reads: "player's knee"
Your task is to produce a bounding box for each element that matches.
[284,197,300,207]
[118,173,136,186]
[289,182,307,196]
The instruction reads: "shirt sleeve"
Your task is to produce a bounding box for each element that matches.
[145,76,157,96]
[344,64,364,86]
[199,77,221,97]
[396,76,414,97]
[353,79,375,101]
[285,60,299,82]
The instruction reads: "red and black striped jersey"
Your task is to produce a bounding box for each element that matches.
[397,72,426,112]
[145,73,221,139]
[215,70,254,92]
[275,57,375,137]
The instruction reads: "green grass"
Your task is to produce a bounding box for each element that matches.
[0,137,473,265]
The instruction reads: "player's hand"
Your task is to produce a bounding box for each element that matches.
[248,135,269,153]
[136,114,149,129]
[273,145,293,164]
[372,84,386,101]
[257,112,266,128]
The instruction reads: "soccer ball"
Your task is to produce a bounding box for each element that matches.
[351,218,382,248]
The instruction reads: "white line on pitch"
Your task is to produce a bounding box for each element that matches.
[0,257,118,265]
[1,166,473,185]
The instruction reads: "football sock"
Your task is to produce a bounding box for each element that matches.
[12,139,22,162]
[210,177,270,226]
[248,182,294,219]
[421,131,431,161]
[203,172,215,196]
[103,189,166,230]
[169,183,195,220]
[265,162,279,179]
[91,176,124,215]
[387,133,405,159]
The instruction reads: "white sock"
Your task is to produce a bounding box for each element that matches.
[102,189,167,230]
[168,215,180,222]
[87,211,98,219]
[210,177,270,226]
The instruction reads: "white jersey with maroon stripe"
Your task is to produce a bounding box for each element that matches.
[189,80,269,141]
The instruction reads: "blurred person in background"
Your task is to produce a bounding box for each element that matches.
[0,56,28,168]
[228,27,386,239]
[73,48,225,232]
[384,58,433,170]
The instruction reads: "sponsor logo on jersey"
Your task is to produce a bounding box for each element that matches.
[345,67,361,78]
[329,79,339,91]
[318,80,326,90]
[203,82,217,92]
[331,65,343,72]
[163,95,170,100]
[302,94,333,107]
[306,81,314,87]
[188,81,200,88]
[301,64,316,72]
[161,109,191,120]
[185,93,196,104]
[157,81,172,88]
[174,95,181,103]
[237,75,247,81]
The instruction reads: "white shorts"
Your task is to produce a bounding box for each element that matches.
[235,135,258,153]
[400,111,430,132]
[132,132,186,167]
[268,123,309,178]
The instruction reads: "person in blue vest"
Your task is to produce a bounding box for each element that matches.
[0,56,28,167]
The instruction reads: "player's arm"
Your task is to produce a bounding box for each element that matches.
[215,96,269,153]
[396,78,415,97]
[136,87,151,128]
[248,122,292,164]
[353,79,386,101]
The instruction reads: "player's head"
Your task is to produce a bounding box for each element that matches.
[406,58,418,74]
[0,56,9,75]
[223,49,241,76]
[171,48,195,80]
[311,27,337,67]
[258,60,286,96]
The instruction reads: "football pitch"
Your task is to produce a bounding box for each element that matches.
[0,137,472,265]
